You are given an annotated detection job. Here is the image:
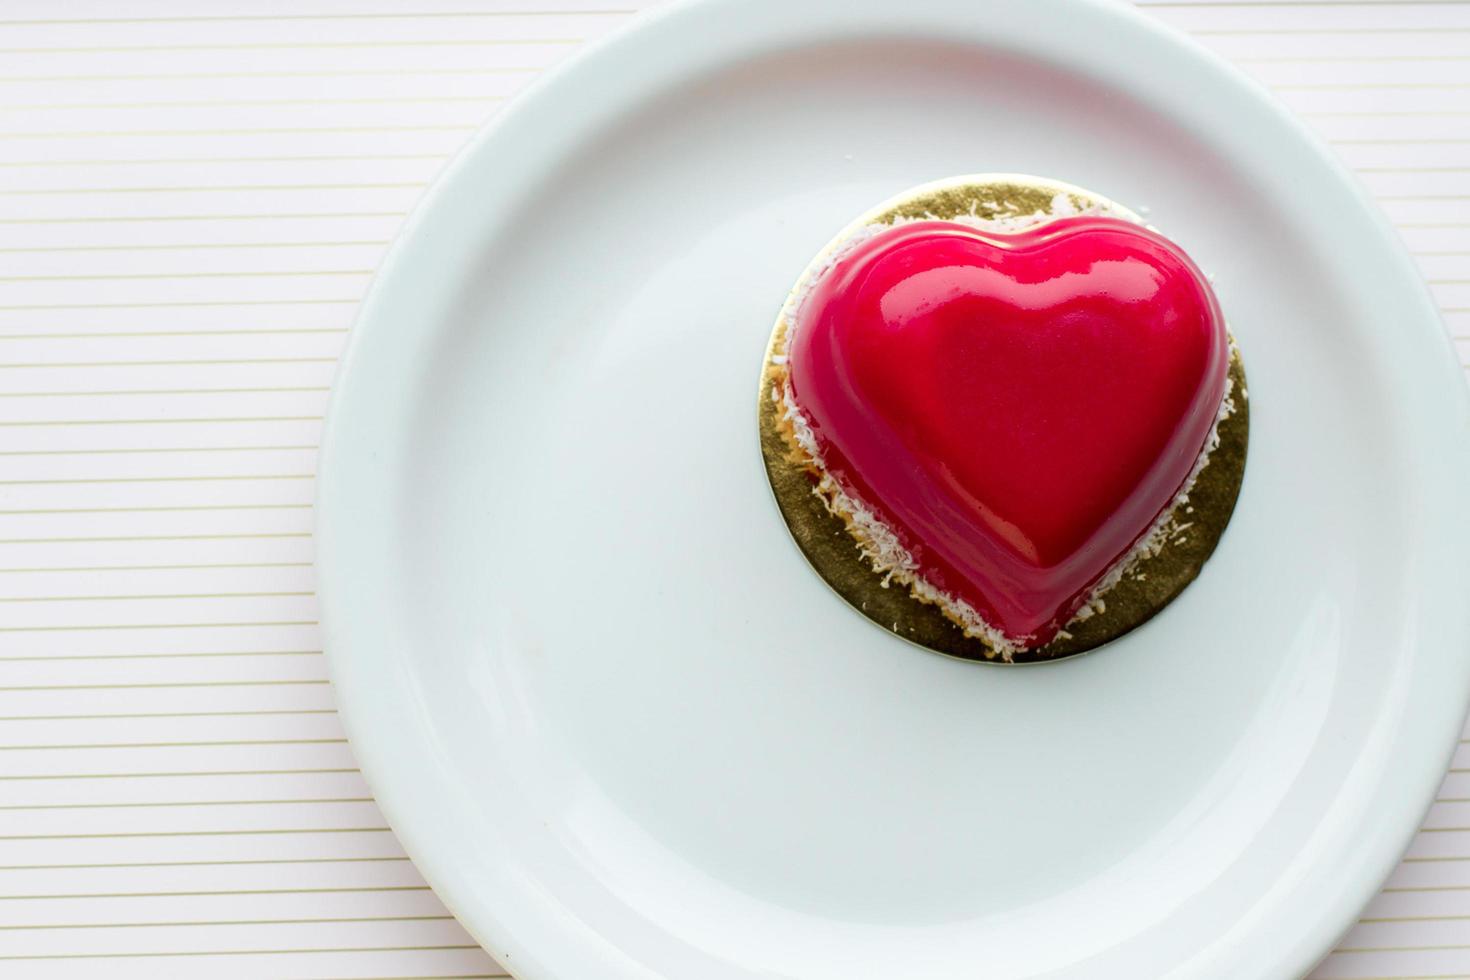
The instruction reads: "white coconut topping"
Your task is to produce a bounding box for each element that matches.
[1065,368,1238,624]
[779,378,1030,660]
[775,186,1237,660]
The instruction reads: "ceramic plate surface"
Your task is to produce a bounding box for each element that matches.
[316,1,1470,976]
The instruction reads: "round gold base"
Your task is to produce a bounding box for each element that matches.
[758,176,1249,664]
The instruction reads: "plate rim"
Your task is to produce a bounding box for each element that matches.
[315,1,1470,977]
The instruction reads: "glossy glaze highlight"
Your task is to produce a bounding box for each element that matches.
[786,216,1229,643]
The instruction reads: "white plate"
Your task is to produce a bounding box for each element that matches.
[316,1,1470,977]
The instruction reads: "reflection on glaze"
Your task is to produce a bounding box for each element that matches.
[787,217,1228,643]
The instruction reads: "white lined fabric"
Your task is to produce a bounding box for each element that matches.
[0,1,1462,977]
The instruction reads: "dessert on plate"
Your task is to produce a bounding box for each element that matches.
[759,175,1248,663]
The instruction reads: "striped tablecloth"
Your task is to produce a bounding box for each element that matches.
[0,1,1464,976]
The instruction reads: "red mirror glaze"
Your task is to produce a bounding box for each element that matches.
[786,216,1229,644]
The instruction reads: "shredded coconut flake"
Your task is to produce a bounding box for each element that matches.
[774,191,1235,659]
[780,379,1029,661]
[1066,371,1237,624]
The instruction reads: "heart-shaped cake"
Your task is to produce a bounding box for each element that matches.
[762,176,1245,662]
